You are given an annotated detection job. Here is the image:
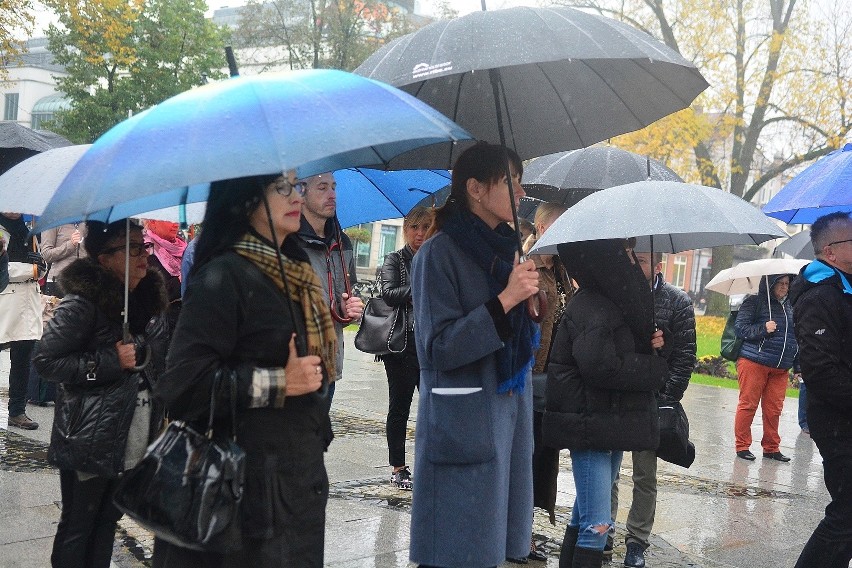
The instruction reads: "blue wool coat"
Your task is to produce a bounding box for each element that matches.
[410,231,533,568]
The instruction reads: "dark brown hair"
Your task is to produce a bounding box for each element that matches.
[427,142,523,237]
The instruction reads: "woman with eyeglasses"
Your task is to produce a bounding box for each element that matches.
[33,219,169,568]
[152,172,334,567]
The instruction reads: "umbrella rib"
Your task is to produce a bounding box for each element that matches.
[537,63,584,146]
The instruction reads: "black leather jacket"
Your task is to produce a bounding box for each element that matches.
[34,259,168,478]
[379,246,417,357]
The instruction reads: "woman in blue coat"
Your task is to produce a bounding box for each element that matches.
[410,142,541,567]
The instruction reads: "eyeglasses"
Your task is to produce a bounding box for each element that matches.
[827,238,852,247]
[273,179,307,197]
[100,242,154,257]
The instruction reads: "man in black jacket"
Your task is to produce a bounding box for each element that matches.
[612,250,697,568]
[791,212,852,568]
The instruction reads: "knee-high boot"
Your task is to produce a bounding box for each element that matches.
[559,526,579,568]
[572,546,604,568]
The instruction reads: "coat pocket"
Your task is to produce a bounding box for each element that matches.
[426,388,495,465]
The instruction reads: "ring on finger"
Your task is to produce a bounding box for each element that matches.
[316,365,322,375]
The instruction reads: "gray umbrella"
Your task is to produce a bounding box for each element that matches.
[355,6,709,169]
[523,146,684,207]
[774,229,813,259]
[529,181,787,255]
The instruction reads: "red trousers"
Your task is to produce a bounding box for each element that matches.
[735,357,789,453]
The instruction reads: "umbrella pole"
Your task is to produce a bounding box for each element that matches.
[488,67,545,322]
[123,218,131,342]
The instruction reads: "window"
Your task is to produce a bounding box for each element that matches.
[378,224,399,264]
[672,254,687,289]
[3,93,19,121]
[354,223,373,268]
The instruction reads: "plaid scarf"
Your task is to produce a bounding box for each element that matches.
[233,232,337,381]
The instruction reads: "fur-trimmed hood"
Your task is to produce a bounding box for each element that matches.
[59,258,168,333]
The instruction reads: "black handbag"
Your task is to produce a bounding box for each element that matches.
[656,400,695,468]
[113,371,245,552]
[354,252,408,355]
[354,296,407,355]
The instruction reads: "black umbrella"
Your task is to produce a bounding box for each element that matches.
[523,146,684,207]
[355,6,709,169]
[0,123,72,175]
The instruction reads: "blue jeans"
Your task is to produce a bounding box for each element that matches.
[569,449,623,550]
[798,380,809,431]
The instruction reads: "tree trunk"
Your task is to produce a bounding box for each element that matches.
[706,245,733,316]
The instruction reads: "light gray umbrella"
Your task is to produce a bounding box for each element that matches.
[529,181,787,255]
[523,146,684,207]
[0,145,92,215]
[0,144,206,223]
[774,229,813,259]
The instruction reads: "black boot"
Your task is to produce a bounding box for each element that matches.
[572,546,604,568]
[558,526,579,568]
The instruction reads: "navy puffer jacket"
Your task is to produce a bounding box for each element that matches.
[735,273,799,370]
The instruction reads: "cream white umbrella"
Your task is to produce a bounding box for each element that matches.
[705,258,809,296]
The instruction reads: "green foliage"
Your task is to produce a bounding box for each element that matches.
[344,227,371,244]
[44,0,230,143]
[0,0,35,79]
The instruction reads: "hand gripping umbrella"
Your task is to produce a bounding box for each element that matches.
[35,69,472,368]
[356,4,708,316]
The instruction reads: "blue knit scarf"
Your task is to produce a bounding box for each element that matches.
[442,207,540,394]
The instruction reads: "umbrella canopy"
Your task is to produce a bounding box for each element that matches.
[763,143,852,224]
[774,229,813,259]
[705,258,809,296]
[35,69,472,233]
[335,168,451,228]
[0,145,92,215]
[0,123,72,175]
[355,5,709,168]
[522,146,684,207]
[529,181,788,255]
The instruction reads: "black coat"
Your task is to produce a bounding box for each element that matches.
[34,259,169,478]
[155,242,331,564]
[543,287,668,451]
[789,261,852,442]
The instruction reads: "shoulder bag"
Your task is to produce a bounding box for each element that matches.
[113,370,245,552]
[720,310,743,362]
[354,252,407,355]
[656,400,696,468]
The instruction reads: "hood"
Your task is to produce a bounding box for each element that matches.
[297,215,353,251]
[757,273,794,296]
[557,239,655,354]
[790,259,852,305]
[59,258,168,333]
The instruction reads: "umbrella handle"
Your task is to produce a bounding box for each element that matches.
[526,290,546,323]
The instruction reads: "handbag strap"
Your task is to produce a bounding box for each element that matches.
[206,370,239,440]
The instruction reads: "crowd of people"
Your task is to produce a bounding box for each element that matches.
[0,141,850,568]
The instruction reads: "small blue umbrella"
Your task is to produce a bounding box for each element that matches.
[335,168,451,228]
[35,69,472,232]
[763,143,852,224]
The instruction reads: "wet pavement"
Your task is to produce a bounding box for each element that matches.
[0,333,833,567]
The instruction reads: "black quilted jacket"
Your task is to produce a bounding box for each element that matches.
[653,275,697,401]
[33,259,168,478]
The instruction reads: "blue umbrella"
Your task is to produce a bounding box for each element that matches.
[763,143,852,224]
[35,69,472,232]
[334,168,451,228]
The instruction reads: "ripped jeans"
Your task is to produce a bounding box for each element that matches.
[568,448,623,550]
